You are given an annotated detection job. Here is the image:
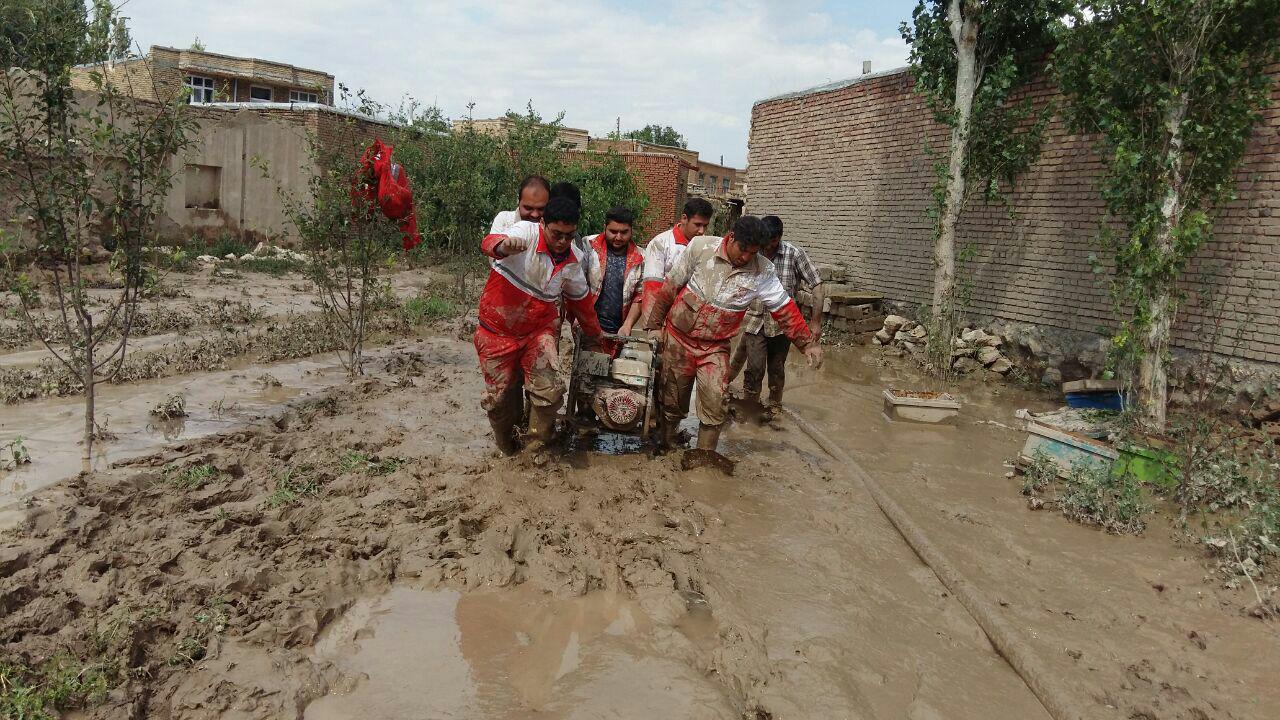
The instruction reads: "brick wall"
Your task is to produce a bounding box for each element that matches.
[563,150,691,241]
[748,67,1280,366]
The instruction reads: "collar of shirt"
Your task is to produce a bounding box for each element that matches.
[672,224,689,246]
[713,238,764,275]
[535,227,574,268]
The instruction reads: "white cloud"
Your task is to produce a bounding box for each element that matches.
[123,0,909,167]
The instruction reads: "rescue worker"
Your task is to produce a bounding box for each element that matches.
[640,216,823,453]
[581,206,645,336]
[640,198,714,307]
[489,175,550,234]
[728,215,824,420]
[476,196,604,455]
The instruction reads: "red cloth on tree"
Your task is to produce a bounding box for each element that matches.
[357,139,422,250]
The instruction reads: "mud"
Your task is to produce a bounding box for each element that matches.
[0,330,1275,719]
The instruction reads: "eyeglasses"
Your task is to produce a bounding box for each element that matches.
[545,228,575,243]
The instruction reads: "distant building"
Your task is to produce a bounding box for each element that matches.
[586,137,701,168]
[454,117,589,151]
[71,45,334,106]
[691,159,742,199]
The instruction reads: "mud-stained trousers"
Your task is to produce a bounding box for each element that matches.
[658,327,730,429]
[729,331,791,405]
[474,326,564,448]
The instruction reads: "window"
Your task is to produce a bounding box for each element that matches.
[722,177,730,192]
[289,89,319,103]
[185,75,214,103]
[697,172,705,185]
[184,164,221,209]
[708,175,718,189]
[249,86,272,102]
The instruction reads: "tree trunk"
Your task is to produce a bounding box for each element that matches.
[933,0,979,360]
[1140,91,1191,428]
[82,353,95,469]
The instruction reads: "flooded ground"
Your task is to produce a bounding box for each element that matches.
[306,584,736,719]
[1,306,1276,719]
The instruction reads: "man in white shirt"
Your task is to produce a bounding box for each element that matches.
[489,175,550,235]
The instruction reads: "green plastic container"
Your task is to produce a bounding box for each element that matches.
[1113,442,1180,489]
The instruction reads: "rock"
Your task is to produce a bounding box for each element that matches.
[978,346,1002,365]
[902,341,923,354]
[908,325,928,341]
[952,337,971,350]
[871,336,883,346]
[875,328,892,344]
[239,253,255,261]
[952,347,976,359]
[961,328,985,344]
[1041,367,1063,386]
[196,254,218,264]
[893,331,911,344]
[883,315,909,334]
[224,253,238,261]
[990,358,1014,374]
[253,241,271,256]
[953,357,982,374]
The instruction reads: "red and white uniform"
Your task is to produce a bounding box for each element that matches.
[581,233,645,320]
[640,224,692,309]
[489,210,521,235]
[641,235,814,427]
[474,221,602,411]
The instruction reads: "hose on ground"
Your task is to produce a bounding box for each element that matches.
[783,407,1088,720]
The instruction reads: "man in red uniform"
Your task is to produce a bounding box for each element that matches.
[476,196,604,454]
[640,216,823,453]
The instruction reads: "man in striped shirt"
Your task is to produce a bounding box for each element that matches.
[729,215,824,419]
[476,196,603,454]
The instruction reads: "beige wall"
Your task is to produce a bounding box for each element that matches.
[160,111,313,243]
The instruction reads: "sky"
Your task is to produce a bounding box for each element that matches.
[121,0,917,168]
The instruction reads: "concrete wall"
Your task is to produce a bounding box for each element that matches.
[747,66,1280,367]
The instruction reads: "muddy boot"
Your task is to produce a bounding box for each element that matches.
[657,415,681,452]
[523,403,559,464]
[682,424,735,475]
[489,415,520,455]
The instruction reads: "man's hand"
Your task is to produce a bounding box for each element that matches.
[619,322,634,337]
[498,235,531,256]
[646,328,663,347]
[804,344,824,369]
[809,322,823,343]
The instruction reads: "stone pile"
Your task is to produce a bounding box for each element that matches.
[873,316,1015,376]
[196,242,309,266]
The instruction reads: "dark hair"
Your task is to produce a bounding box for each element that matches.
[543,196,581,225]
[761,215,783,241]
[604,206,635,227]
[730,215,765,249]
[549,181,581,209]
[517,175,550,200]
[681,198,714,221]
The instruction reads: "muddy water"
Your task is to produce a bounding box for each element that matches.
[305,584,737,720]
[0,340,456,509]
[780,347,1280,718]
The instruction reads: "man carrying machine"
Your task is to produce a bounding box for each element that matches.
[728,215,824,421]
[581,206,645,337]
[640,216,823,457]
[475,195,604,455]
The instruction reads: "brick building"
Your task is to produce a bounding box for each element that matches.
[455,117,590,151]
[564,149,695,239]
[691,159,743,199]
[71,46,334,105]
[748,66,1280,367]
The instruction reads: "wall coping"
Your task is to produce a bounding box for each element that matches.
[753,65,911,108]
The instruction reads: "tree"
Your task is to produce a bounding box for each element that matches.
[266,119,406,380]
[1056,0,1280,426]
[1,0,131,68]
[189,37,206,52]
[901,0,1063,371]
[562,150,651,236]
[620,123,688,149]
[0,2,193,462]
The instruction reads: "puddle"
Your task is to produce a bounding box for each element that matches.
[0,342,451,508]
[306,584,736,720]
